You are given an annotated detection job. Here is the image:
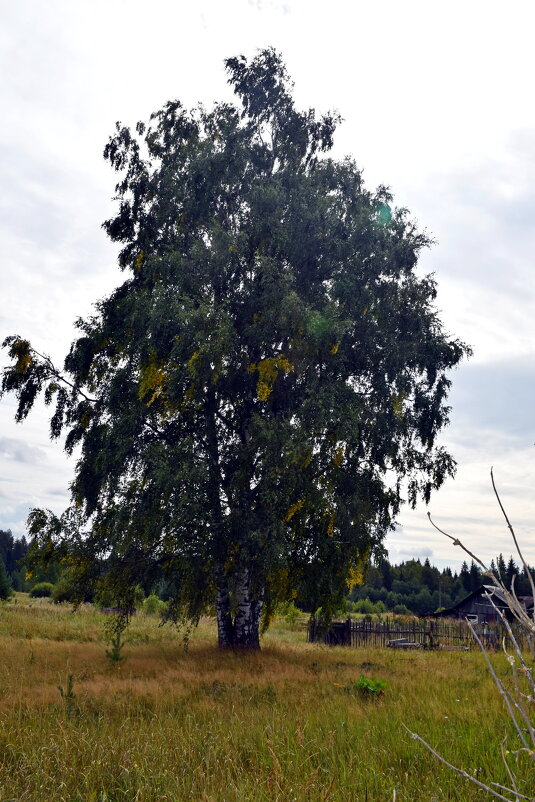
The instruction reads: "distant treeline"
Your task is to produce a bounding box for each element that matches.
[0,529,62,595]
[1,528,533,618]
[0,529,29,593]
[349,554,534,616]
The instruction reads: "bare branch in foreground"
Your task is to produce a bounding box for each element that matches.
[466,617,531,750]
[402,725,529,801]
[491,467,535,617]
[410,472,535,800]
[500,736,520,801]
[427,512,489,573]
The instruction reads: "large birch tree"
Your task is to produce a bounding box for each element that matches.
[1,49,469,649]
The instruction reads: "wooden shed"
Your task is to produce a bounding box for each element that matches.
[433,585,515,624]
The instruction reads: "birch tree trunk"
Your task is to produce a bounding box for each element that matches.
[233,567,263,650]
[215,566,263,650]
[215,571,235,648]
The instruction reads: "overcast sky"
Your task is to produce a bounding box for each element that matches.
[1,0,534,571]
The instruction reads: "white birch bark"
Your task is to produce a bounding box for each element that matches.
[233,566,263,649]
[215,572,235,648]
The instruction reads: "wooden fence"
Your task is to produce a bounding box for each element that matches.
[307,616,528,651]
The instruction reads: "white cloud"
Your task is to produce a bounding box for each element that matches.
[0,437,46,465]
[1,0,535,566]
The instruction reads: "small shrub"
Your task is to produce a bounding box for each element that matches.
[143,594,164,616]
[106,628,126,664]
[393,603,411,615]
[354,598,375,614]
[30,582,55,598]
[51,581,72,603]
[275,600,301,625]
[346,675,386,698]
[52,578,83,604]
[51,574,93,604]
[57,674,77,717]
[105,613,129,664]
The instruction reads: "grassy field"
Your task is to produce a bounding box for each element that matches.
[0,595,533,801]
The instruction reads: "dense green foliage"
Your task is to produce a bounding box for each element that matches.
[0,529,28,591]
[348,675,387,697]
[0,529,64,595]
[29,581,55,598]
[0,554,12,600]
[1,49,469,647]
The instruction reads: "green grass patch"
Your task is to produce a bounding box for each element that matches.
[0,596,532,800]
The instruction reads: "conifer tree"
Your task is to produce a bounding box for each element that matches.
[497,553,508,582]
[459,561,471,593]
[421,557,438,592]
[0,556,12,601]
[505,556,518,590]
[469,560,481,592]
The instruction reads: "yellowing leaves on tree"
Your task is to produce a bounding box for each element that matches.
[284,497,304,522]
[331,446,344,468]
[134,250,145,272]
[187,351,200,376]
[346,563,365,591]
[326,510,335,537]
[60,554,83,567]
[267,567,295,598]
[391,392,406,419]
[138,352,167,406]
[249,354,292,401]
[13,339,33,374]
[302,451,313,469]
[346,551,368,591]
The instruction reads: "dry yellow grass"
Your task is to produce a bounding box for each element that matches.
[0,595,533,801]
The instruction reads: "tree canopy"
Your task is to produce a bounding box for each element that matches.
[1,48,469,648]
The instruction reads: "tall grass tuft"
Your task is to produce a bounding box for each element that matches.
[57,673,76,717]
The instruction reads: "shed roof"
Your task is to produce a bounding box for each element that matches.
[433,585,509,618]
